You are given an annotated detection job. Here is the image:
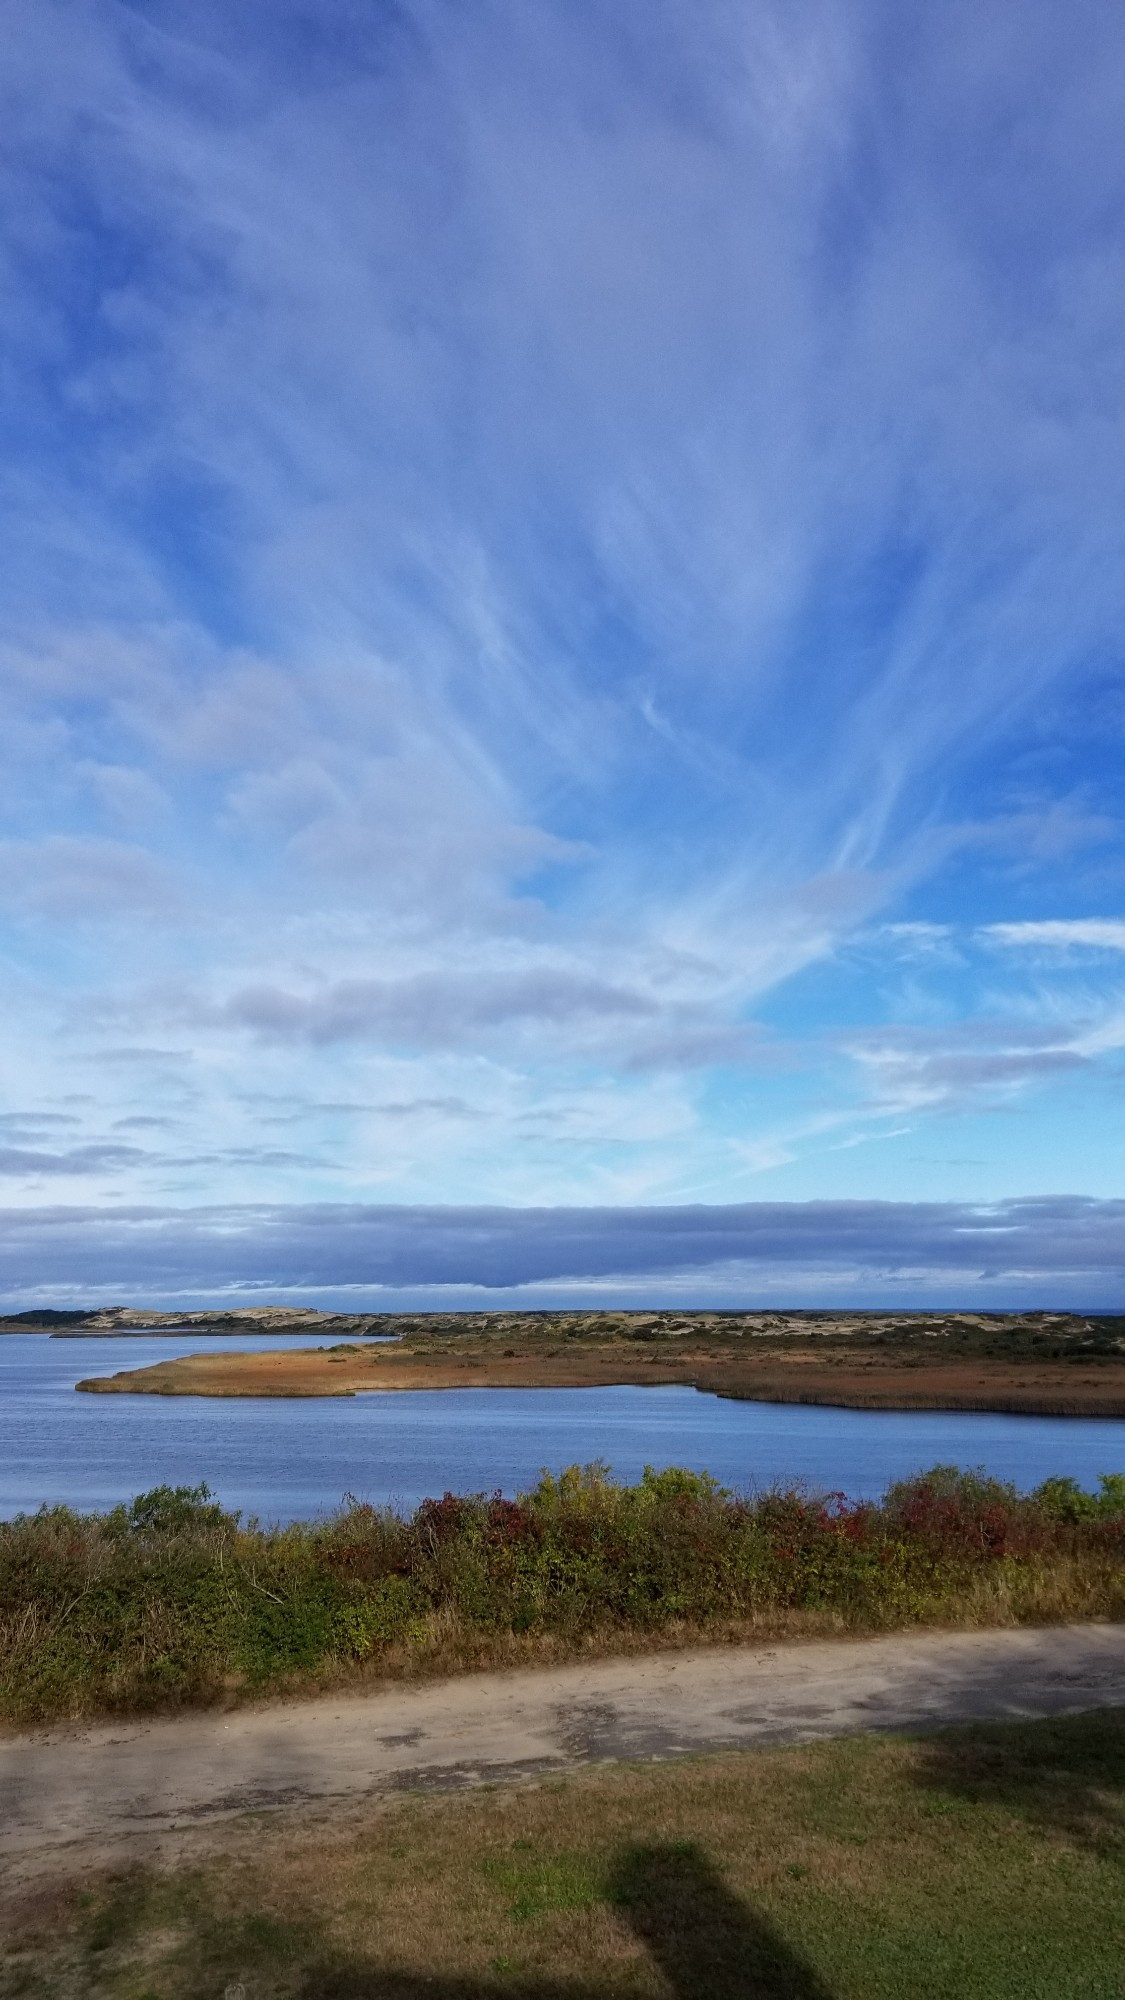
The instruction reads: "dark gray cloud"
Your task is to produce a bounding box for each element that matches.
[375,1098,482,1121]
[0,835,180,922]
[0,1144,147,1177]
[1,1197,1123,1307]
[90,1049,194,1067]
[217,974,775,1074]
[0,1111,81,1130]
[224,971,658,1046]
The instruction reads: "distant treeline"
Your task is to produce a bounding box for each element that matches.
[0,1309,94,1325]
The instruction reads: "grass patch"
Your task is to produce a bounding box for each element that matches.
[2,1710,1123,1997]
[2,1464,1124,1725]
[481,1849,604,1922]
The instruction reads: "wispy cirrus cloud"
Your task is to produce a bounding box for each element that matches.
[842,1024,1094,1116]
[0,1,1123,1242]
[982,920,1125,953]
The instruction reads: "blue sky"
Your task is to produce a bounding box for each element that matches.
[2,0,1124,1305]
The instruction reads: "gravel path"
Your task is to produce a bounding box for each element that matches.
[3,1623,1123,1864]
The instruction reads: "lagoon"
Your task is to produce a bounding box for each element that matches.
[2,1333,1124,1522]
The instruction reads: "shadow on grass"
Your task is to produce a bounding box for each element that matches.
[608,1842,832,1999]
[911,1709,1125,1860]
[290,1840,831,1999]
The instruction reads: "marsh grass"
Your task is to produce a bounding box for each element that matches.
[3,1711,1124,1997]
[2,1464,1123,1725]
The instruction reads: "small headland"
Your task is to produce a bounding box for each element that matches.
[72,1307,1125,1415]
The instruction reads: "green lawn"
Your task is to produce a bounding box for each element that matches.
[3,1710,1123,1998]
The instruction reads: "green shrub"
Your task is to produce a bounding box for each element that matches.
[1,1465,1122,1722]
[1034,1471,1125,1522]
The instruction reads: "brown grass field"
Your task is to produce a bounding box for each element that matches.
[75,1307,1125,1414]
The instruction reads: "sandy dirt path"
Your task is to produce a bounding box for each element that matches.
[3,1624,1123,1866]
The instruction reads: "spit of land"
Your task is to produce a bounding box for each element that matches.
[54,1306,1125,1415]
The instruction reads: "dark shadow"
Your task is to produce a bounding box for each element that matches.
[294,1977,591,1999]
[911,1709,1125,1860]
[609,1842,833,2000]
[287,1842,834,1999]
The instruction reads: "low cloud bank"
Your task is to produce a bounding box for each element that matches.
[1,1198,1123,1310]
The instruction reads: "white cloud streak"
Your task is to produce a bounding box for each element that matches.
[983,921,1125,953]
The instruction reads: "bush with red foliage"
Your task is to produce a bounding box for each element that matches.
[2,1463,1123,1722]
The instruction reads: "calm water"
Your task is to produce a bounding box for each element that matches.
[2,1333,1124,1522]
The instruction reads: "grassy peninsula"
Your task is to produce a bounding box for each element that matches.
[73,1307,1125,1415]
[3,1465,1123,1726]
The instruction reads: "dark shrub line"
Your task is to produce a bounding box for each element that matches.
[2,1465,1123,1722]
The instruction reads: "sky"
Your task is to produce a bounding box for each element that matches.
[2,0,1124,1307]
